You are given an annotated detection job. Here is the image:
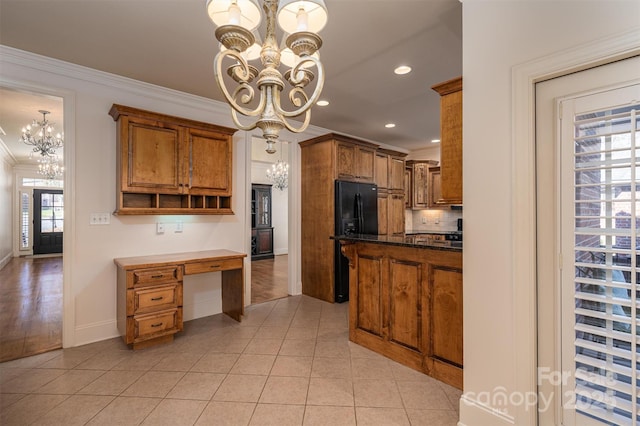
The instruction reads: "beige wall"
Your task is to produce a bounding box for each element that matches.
[0,147,13,268]
[461,1,640,425]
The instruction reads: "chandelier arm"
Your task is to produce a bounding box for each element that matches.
[230,108,259,131]
[276,56,325,118]
[270,87,311,133]
[214,49,266,118]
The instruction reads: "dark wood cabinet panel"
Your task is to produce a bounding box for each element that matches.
[251,184,274,260]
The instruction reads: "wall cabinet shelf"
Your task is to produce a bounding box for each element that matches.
[109,104,237,215]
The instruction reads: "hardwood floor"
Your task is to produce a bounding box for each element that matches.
[0,256,63,363]
[251,254,288,305]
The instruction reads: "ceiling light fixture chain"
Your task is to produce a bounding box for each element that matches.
[21,110,64,157]
[207,0,328,154]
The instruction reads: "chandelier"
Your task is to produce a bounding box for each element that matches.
[37,155,64,180]
[21,110,64,157]
[206,0,328,154]
[267,159,289,190]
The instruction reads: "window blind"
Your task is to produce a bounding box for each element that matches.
[571,100,638,425]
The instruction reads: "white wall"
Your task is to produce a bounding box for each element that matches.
[0,145,14,268]
[0,46,326,347]
[460,1,640,425]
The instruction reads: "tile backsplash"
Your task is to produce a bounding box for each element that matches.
[405,208,462,232]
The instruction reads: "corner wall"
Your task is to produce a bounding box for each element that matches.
[0,145,14,269]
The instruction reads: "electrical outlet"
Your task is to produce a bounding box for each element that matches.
[175,221,183,233]
[434,217,440,224]
[156,222,165,234]
[421,216,427,224]
[90,213,110,225]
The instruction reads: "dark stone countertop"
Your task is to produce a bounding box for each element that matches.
[405,230,462,236]
[331,234,462,251]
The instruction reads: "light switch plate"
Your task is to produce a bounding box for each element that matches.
[175,221,183,233]
[90,213,110,225]
[156,222,165,234]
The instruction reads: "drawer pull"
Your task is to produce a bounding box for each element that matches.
[210,264,221,268]
[150,296,164,301]
[151,322,163,328]
[151,274,164,279]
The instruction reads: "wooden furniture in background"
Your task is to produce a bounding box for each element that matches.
[109,104,237,215]
[375,149,407,236]
[251,184,274,260]
[340,240,463,389]
[428,166,445,208]
[299,133,379,303]
[114,250,246,349]
[432,77,463,204]
[406,160,439,209]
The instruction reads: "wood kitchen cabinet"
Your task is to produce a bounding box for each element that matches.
[109,104,237,215]
[406,160,439,209]
[341,240,463,389]
[300,133,380,303]
[375,149,407,236]
[336,140,375,182]
[432,77,463,204]
[428,166,446,208]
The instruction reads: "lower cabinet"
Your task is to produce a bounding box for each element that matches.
[342,242,463,389]
[251,228,274,260]
[116,264,184,349]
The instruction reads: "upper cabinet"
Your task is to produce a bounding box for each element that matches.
[406,160,439,209]
[109,104,237,215]
[375,149,407,236]
[432,77,463,205]
[336,140,376,182]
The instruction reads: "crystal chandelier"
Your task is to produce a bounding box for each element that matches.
[267,159,289,190]
[21,110,64,157]
[206,0,328,154]
[37,155,64,180]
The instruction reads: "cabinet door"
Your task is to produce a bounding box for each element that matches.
[430,267,463,367]
[404,167,412,208]
[336,142,356,180]
[253,185,272,228]
[122,117,182,194]
[389,157,405,191]
[377,193,388,235]
[388,258,425,354]
[389,193,405,236]
[356,147,375,182]
[186,129,232,195]
[412,163,429,208]
[375,153,389,189]
[428,167,443,207]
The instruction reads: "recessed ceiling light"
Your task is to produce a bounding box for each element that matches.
[431,139,440,143]
[385,123,396,128]
[394,65,412,75]
[316,100,329,106]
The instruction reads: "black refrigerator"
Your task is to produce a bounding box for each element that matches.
[334,180,378,303]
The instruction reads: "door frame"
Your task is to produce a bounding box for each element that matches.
[1,77,77,349]
[511,28,639,424]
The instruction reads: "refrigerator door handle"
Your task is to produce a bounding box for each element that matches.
[356,193,364,234]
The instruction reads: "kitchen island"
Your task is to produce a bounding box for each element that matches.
[334,234,462,389]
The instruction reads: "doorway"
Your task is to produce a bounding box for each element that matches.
[536,56,639,425]
[0,86,66,361]
[250,137,290,304]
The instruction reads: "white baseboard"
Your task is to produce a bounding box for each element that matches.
[458,394,517,426]
[273,248,288,256]
[0,252,12,270]
[74,319,119,347]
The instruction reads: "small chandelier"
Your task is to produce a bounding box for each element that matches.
[267,159,289,190]
[37,155,64,180]
[21,110,64,157]
[206,0,328,154]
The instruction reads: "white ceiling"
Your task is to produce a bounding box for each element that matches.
[0,0,462,162]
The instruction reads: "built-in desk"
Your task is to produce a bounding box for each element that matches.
[114,249,246,349]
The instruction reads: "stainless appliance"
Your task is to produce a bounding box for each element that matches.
[334,180,378,303]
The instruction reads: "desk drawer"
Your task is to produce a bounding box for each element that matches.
[131,266,182,287]
[133,308,182,342]
[184,258,243,275]
[130,284,182,315]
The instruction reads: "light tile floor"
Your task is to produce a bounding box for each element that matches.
[0,295,461,425]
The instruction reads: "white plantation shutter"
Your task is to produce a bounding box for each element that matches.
[561,84,639,426]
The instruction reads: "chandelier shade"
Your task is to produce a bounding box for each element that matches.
[276,0,328,34]
[21,110,64,158]
[206,0,328,154]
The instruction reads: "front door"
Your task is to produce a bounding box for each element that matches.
[33,189,63,255]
